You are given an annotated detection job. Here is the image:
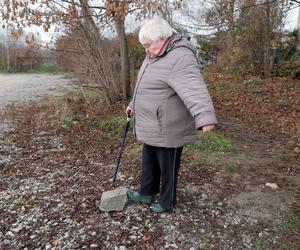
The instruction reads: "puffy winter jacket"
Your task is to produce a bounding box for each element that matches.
[129,33,217,148]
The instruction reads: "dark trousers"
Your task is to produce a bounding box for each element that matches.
[139,143,183,210]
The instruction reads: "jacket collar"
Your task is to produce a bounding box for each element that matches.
[160,32,182,55]
[146,33,182,63]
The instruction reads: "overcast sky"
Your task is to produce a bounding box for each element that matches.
[36,5,300,43]
[0,4,299,44]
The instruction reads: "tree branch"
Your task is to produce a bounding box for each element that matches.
[290,0,300,5]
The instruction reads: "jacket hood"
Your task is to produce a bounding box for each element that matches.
[163,33,197,56]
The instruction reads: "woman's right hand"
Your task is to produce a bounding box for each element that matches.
[126,106,133,116]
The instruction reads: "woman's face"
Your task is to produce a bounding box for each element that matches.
[142,39,165,58]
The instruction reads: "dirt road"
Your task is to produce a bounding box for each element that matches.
[0,74,73,108]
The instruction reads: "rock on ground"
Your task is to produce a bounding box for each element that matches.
[99,187,128,212]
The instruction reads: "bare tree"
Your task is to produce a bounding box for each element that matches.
[180,0,292,77]
[1,0,182,102]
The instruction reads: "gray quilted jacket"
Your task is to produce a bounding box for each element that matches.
[129,33,217,148]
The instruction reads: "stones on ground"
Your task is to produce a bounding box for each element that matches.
[5,231,15,238]
[129,235,137,240]
[90,243,99,248]
[0,81,297,249]
[243,76,264,85]
[111,172,126,181]
[0,158,10,166]
[45,244,52,250]
[11,224,23,233]
[165,243,179,248]
[278,99,291,107]
[241,234,252,246]
[78,228,86,235]
[265,183,279,190]
[51,239,61,247]
[98,187,128,212]
[250,88,265,94]
[115,246,127,250]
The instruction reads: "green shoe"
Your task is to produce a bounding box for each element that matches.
[150,203,167,213]
[127,191,154,204]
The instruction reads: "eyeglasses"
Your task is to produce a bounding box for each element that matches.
[142,43,151,49]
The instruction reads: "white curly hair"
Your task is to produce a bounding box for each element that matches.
[138,17,175,44]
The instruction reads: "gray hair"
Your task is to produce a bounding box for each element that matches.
[139,17,175,44]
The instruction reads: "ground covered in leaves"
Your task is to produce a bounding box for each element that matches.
[0,75,299,249]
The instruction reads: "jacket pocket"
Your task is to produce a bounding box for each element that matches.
[157,106,163,136]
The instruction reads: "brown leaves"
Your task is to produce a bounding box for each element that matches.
[105,0,129,21]
[10,28,22,38]
[207,73,300,153]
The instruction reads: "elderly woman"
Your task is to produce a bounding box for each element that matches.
[126,17,217,213]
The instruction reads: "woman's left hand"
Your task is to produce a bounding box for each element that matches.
[202,124,216,133]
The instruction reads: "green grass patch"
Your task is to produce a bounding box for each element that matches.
[187,131,234,153]
[276,218,300,249]
[84,115,133,139]
[63,115,74,125]
[293,176,300,186]
[0,69,9,74]
[243,76,265,85]
[62,110,133,141]
[98,116,125,130]
[211,152,221,161]
[0,63,65,74]
[281,218,300,234]
[223,163,237,173]
[190,159,206,167]
[254,239,263,250]
[30,63,65,73]
[180,223,195,233]
[82,87,97,98]
[278,243,290,250]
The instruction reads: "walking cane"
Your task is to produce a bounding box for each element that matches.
[113,112,131,182]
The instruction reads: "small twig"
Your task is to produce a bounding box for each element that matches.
[80,84,101,89]
[80,86,91,105]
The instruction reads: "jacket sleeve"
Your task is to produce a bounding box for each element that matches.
[167,50,217,129]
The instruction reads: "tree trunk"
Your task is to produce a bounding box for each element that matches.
[78,0,121,105]
[228,0,236,48]
[298,6,300,49]
[115,16,131,100]
[263,2,271,78]
[6,27,10,72]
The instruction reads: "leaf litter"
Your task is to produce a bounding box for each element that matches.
[0,75,299,249]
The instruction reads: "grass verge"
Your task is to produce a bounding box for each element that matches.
[187,131,234,153]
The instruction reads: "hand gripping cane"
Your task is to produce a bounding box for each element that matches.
[113,112,131,182]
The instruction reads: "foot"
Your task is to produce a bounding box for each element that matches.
[127,191,154,204]
[150,203,168,213]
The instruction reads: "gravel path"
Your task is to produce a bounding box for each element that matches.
[0,74,73,109]
[0,74,298,249]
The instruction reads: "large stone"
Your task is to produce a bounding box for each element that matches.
[278,99,291,108]
[243,76,264,85]
[99,187,128,212]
